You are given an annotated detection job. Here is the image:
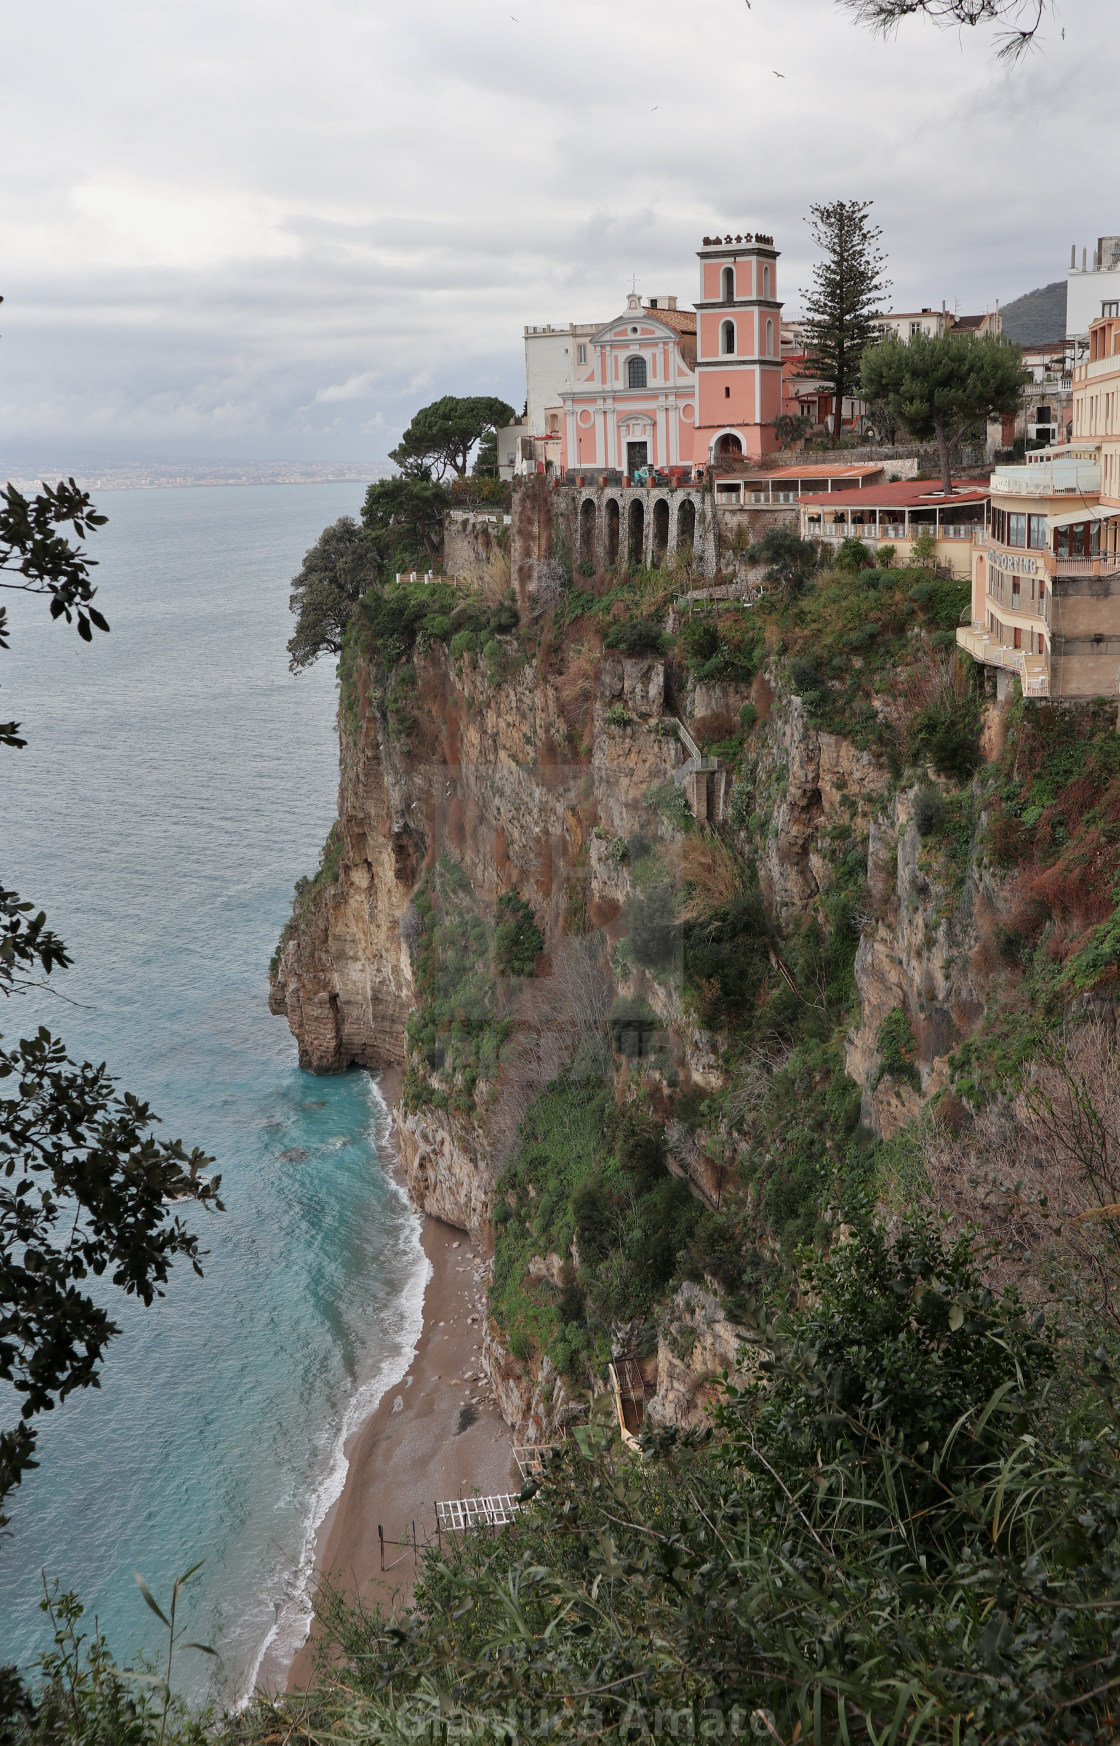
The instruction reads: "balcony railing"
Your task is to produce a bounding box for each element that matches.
[1081,355,1120,381]
[817,524,982,544]
[957,624,1050,695]
[990,466,1101,497]
[1045,552,1120,579]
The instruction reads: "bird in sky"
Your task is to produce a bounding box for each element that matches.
[773,69,785,77]
[651,104,659,110]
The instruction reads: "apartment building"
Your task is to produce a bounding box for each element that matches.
[956,447,1120,698]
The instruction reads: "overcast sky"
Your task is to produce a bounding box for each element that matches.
[0,0,1113,467]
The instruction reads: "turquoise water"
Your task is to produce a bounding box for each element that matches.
[0,485,427,1700]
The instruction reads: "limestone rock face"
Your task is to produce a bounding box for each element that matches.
[397,1106,493,1236]
[756,692,889,922]
[268,620,1025,1435]
[268,707,419,1072]
[481,1319,584,1445]
[646,1283,753,1430]
[845,786,1002,1138]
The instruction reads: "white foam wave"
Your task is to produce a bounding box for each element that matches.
[239,1075,430,1704]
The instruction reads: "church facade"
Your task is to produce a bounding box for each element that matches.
[558,233,784,474]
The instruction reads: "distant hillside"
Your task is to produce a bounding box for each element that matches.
[1000,279,1066,345]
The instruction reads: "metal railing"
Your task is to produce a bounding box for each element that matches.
[956,624,1051,696]
[957,624,1023,670]
[1047,553,1120,578]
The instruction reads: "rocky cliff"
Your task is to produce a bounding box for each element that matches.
[271,519,1117,1442]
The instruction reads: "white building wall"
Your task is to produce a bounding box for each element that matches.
[1068,264,1120,340]
[523,324,600,434]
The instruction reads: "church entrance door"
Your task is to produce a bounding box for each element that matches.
[626,440,648,475]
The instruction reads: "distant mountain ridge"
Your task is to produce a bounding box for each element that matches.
[1000,280,1066,345]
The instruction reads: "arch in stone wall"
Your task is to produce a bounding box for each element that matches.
[652,497,670,565]
[605,498,620,568]
[579,497,596,566]
[677,497,696,553]
[628,498,645,566]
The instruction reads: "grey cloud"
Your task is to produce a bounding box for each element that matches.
[0,0,1113,466]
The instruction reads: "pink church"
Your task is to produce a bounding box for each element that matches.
[559,233,784,475]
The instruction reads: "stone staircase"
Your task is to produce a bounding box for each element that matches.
[671,718,728,824]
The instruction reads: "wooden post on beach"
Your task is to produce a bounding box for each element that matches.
[378,1523,384,1572]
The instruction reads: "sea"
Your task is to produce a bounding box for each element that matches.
[0,483,429,1702]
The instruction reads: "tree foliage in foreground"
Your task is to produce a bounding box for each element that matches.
[210,1217,1120,1746]
[861,331,1028,494]
[0,476,220,1535]
[839,0,1056,60]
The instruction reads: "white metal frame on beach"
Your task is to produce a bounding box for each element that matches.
[514,1444,558,1481]
[436,1494,522,1531]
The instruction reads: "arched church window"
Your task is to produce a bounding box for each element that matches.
[766,318,774,356]
[763,264,771,299]
[722,266,734,303]
[721,320,735,356]
[627,355,648,388]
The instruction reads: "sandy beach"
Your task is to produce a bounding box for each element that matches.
[281,1077,518,1690]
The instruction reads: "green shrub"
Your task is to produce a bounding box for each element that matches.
[788,654,819,695]
[494,891,545,976]
[449,628,479,660]
[678,610,761,683]
[835,535,873,573]
[645,780,693,834]
[875,542,896,568]
[908,691,982,780]
[605,702,634,728]
[727,779,753,831]
[683,890,771,1020]
[746,525,817,592]
[875,1003,920,1089]
[609,1105,667,1195]
[603,618,670,658]
[910,529,937,566]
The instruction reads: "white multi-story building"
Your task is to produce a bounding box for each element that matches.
[1067,237,1120,341]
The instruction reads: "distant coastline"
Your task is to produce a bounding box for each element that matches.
[2,460,386,494]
